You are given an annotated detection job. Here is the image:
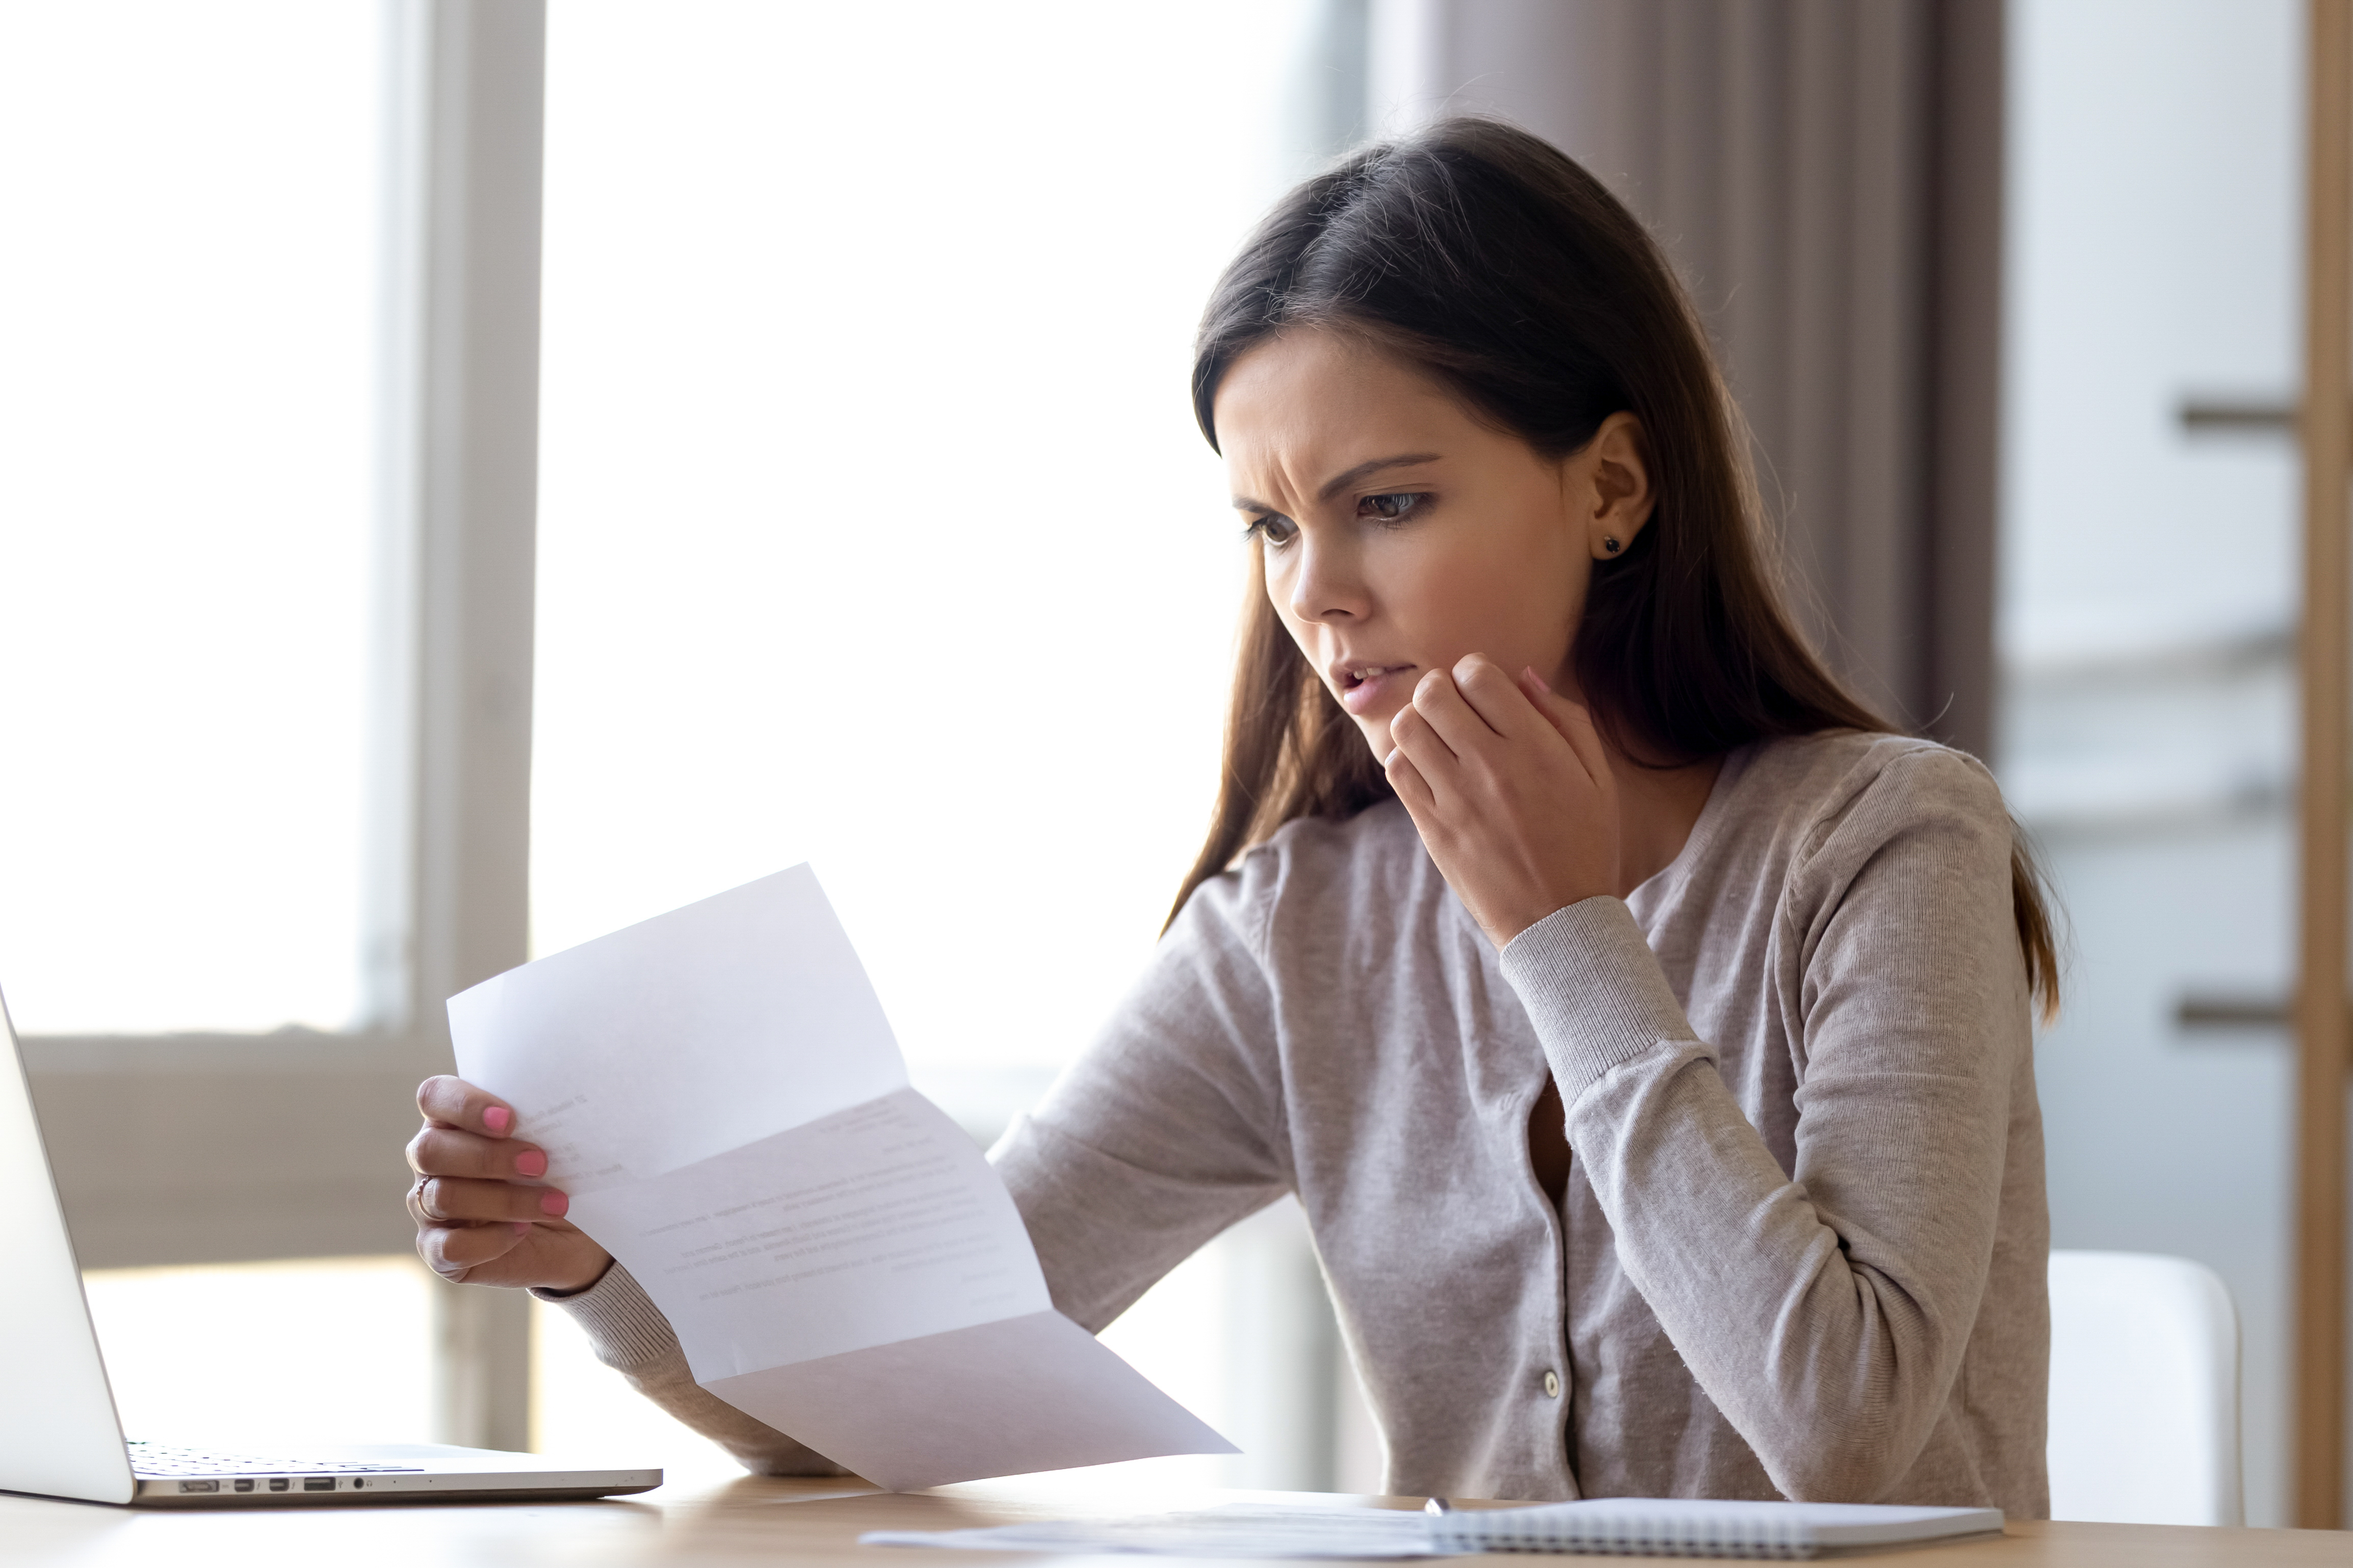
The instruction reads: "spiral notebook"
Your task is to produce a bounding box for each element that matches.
[1427,1498,2005,1560]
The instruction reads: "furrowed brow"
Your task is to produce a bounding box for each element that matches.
[1231,454,1441,514]
[1316,454,1441,502]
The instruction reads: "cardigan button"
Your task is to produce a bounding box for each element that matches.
[1542,1370,1561,1399]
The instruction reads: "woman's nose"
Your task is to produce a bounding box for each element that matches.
[1286,535,1370,624]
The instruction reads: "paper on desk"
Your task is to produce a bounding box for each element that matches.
[861,1503,1443,1559]
[448,865,1235,1491]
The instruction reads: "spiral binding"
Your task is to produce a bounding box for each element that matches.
[1427,1510,1817,1560]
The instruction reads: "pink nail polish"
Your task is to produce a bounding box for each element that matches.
[511,1222,532,1236]
[514,1149,548,1178]
[540,1190,569,1217]
[482,1106,512,1134]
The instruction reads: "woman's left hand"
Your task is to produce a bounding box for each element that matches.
[1384,653,1620,948]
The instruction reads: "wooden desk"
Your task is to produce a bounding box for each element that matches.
[2,1476,2348,1566]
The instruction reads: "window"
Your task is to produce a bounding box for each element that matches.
[12,0,1378,1480]
[85,1259,434,1449]
[0,1,385,1036]
[9,0,550,1454]
[533,0,1351,1079]
[531,0,1377,1489]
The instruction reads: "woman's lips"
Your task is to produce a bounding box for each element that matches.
[1339,663,1417,715]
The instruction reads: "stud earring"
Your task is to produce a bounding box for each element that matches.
[1603,536,1623,555]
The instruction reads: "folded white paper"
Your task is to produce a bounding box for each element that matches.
[864,1503,1441,1559]
[448,865,1235,1490]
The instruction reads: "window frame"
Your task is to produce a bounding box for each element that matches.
[21,0,546,1450]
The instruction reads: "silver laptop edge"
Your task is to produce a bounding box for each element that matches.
[0,986,659,1506]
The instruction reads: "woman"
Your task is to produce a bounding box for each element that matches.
[407,118,2054,1514]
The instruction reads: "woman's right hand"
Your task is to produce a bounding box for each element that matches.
[406,1075,612,1294]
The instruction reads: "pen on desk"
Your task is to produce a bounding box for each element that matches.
[1423,1498,1453,1517]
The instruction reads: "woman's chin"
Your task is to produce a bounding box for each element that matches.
[1352,717,1397,765]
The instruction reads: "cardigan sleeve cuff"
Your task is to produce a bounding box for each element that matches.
[529,1262,679,1372]
[1499,895,1704,1103]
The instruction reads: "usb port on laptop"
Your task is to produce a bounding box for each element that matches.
[303,1477,335,1492]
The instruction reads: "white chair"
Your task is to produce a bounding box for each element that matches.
[2046,1250,2242,1526]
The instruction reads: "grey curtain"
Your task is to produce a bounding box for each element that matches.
[1373,0,2004,756]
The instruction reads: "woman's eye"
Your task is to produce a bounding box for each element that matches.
[1358,492,1426,522]
[1246,514,1299,546]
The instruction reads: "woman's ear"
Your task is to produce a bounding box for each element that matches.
[1578,411,1656,561]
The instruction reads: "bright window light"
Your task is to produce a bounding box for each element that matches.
[83,1258,434,1449]
[0,2,379,1036]
[534,1,1334,1072]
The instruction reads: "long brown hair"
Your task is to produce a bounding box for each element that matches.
[1172,117,2060,1021]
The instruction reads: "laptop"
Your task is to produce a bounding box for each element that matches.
[0,988,661,1506]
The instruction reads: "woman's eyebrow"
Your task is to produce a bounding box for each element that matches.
[1230,454,1443,514]
[1316,453,1442,501]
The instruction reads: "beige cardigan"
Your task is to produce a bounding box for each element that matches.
[544,729,2050,1513]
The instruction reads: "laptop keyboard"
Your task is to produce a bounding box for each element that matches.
[127,1442,425,1477]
